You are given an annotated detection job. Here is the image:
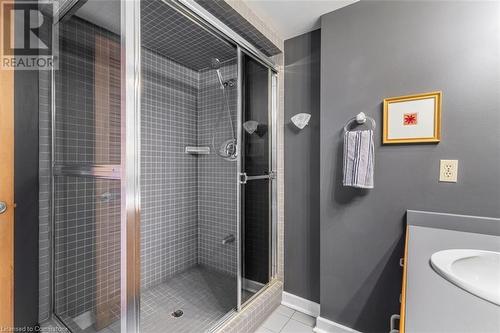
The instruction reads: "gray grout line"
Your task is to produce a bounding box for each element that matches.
[277,316,293,333]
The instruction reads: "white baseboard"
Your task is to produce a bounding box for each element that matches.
[313,316,362,333]
[281,291,320,317]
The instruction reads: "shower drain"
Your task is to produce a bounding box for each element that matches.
[171,309,184,318]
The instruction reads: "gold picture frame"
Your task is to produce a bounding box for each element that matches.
[383,91,441,144]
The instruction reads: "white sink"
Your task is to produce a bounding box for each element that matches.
[430,249,500,306]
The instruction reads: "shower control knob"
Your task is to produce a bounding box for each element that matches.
[222,234,235,245]
[0,201,7,214]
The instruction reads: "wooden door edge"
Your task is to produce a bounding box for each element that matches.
[0,0,15,328]
[399,225,409,333]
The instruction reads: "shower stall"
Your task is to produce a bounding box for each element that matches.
[47,0,278,332]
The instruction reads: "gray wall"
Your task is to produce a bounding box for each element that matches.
[283,30,321,303]
[320,1,500,332]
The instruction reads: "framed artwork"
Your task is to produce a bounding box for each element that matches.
[383,91,441,144]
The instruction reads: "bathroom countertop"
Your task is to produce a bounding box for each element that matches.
[404,210,500,333]
[407,210,500,236]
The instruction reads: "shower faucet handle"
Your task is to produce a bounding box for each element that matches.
[99,191,118,203]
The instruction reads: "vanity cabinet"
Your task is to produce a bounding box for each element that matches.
[400,210,500,333]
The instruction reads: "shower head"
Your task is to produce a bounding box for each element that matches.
[210,58,225,89]
[210,58,221,70]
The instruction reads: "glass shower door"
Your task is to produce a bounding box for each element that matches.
[51,0,142,332]
[239,53,275,304]
[52,1,124,332]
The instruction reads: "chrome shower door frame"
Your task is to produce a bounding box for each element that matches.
[50,0,278,331]
[121,0,142,332]
[236,49,279,309]
[49,0,142,331]
[270,72,278,280]
[236,47,243,310]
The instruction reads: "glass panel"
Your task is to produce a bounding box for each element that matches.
[53,176,121,332]
[52,1,122,332]
[54,0,121,166]
[242,57,270,176]
[140,1,238,331]
[240,55,271,304]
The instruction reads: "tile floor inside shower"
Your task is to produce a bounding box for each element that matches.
[43,265,255,333]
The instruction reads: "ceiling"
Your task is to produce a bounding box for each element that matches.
[194,0,282,56]
[241,0,359,40]
[76,0,120,35]
[140,0,235,70]
[76,0,235,71]
[73,0,359,66]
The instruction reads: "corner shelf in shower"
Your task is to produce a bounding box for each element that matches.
[185,146,210,155]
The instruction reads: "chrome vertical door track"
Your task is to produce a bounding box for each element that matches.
[270,73,278,278]
[267,68,273,280]
[49,28,56,324]
[121,0,141,332]
[236,47,243,311]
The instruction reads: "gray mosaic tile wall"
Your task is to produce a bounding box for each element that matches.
[53,21,121,165]
[197,61,238,276]
[38,10,52,323]
[140,48,199,289]
[51,16,122,323]
[53,177,121,318]
[53,16,100,318]
[39,67,51,322]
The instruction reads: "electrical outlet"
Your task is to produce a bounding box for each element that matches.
[439,160,458,182]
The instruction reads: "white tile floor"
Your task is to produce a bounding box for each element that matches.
[255,305,316,333]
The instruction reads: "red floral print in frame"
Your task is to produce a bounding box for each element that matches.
[403,112,418,126]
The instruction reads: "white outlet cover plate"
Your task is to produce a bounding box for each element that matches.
[439,159,458,182]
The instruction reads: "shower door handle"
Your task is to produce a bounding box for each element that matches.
[238,173,248,184]
[238,172,276,184]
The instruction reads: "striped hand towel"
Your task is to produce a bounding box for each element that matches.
[343,130,374,189]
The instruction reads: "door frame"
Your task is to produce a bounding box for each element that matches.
[121,0,141,332]
[48,1,141,332]
[237,49,278,309]
[0,0,15,328]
